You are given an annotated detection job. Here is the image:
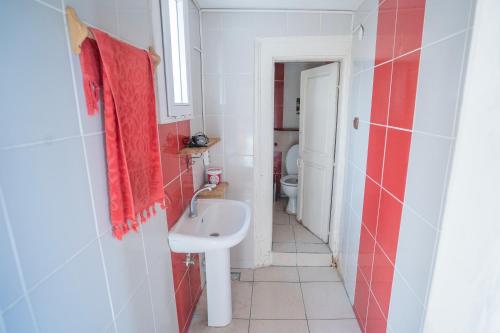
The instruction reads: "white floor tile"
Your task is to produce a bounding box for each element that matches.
[189,317,249,333]
[251,282,305,319]
[232,281,253,319]
[273,211,290,225]
[308,319,362,333]
[298,267,341,282]
[296,242,331,253]
[273,242,297,253]
[301,282,355,319]
[250,320,309,333]
[273,199,287,212]
[254,266,299,282]
[231,268,254,282]
[272,252,297,266]
[297,253,332,266]
[273,225,295,243]
[293,225,323,243]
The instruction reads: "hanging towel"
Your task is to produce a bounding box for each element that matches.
[79,30,164,240]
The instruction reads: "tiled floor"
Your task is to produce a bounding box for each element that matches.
[272,199,330,253]
[272,200,332,266]
[189,266,361,333]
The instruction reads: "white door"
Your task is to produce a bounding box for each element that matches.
[297,62,340,242]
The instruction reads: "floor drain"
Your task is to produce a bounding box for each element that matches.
[210,232,220,237]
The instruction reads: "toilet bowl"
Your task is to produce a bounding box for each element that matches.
[280,144,299,214]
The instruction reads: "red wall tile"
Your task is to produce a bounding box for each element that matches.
[366,294,388,333]
[358,224,375,281]
[366,125,387,184]
[274,63,284,129]
[362,177,382,235]
[370,62,393,124]
[165,177,183,230]
[181,167,194,210]
[275,62,284,80]
[381,128,412,201]
[388,51,421,130]
[175,274,192,333]
[354,270,370,330]
[158,123,181,186]
[376,190,403,262]
[374,0,397,65]
[159,120,203,332]
[394,0,426,57]
[171,252,189,291]
[370,245,395,317]
[188,255,202,307]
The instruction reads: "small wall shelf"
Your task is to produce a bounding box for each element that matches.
[179,138,221,155]
[198,182,228,199]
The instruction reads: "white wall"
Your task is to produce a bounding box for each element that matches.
[201,9,352,268]
[0,0,178,332]
[423,0,500,331]
[337,0,377,304]
[283,62,321,129]
[188,0,207,191]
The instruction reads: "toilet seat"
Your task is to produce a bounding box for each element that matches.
[280,174,298,187]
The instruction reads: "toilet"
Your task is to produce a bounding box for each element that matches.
[280,144,299,214]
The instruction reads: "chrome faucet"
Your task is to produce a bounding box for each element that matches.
[190,184,216,218]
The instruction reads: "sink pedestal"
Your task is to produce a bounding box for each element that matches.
[205,248,232,327]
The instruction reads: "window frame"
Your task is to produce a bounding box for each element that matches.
[153,0,193,122]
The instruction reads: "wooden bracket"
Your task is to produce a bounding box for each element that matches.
[65,6,161,68]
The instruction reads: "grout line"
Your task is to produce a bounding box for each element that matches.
[361,120,456,140]
[34,0,64,13]
[362,0,399,324]
[114,276,150,319]
[350,162,440,233]
[139,226,158,333]
[352,28,471,78]
[0,187,40,333]
[248,269,255,332]
[26,236,99,293]
[298,269,311,333]
[61,5,118,331]
[0,134,83,151]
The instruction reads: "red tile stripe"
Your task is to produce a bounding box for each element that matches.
[158,120,202,333]
[274,63,285,129]
[353,0,426,332]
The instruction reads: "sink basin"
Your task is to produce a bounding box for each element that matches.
[168,199,251,253]
[167,199,251,327]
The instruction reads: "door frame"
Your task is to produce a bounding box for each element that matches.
[253,36,352,267]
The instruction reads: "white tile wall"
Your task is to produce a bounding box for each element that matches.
[201,10,352,267]
[0,1,178,332]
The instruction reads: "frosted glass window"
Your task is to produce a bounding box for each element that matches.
[168,0,189,104]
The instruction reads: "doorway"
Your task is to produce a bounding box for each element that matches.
[253,36,352,267]
[272,61,340,264]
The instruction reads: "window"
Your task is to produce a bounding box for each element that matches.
[168,0,188,104]
[153,0,192,122]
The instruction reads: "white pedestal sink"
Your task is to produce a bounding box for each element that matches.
[168,199,251,327]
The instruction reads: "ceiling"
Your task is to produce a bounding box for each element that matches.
[196,0,361,11]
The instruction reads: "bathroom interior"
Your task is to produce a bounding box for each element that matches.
[1,0,499,333]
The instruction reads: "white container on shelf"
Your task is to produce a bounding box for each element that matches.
[207,167,222,185]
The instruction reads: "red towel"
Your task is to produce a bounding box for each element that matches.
[79,29,164,240]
